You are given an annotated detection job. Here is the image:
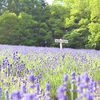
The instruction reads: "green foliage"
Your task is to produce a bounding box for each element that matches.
[14,12,39,45]
[86,22,100,49]
[62,28,89,48]
[0,0,100,49]
[0,11,18,44]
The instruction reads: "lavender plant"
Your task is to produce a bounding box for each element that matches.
[0,45,100,100]
[0,87,2,100]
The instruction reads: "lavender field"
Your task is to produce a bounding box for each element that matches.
[0,44,100,100]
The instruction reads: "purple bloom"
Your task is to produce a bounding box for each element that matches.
[23,93,36,100]
[71,72,75,79]
[0,87,2,100]
[28,84,35,88]
[75,98,80,100]
[28,74,35,83]
[56,93,64,98]
[77,85,83,93]
[45,91,50,96]
[63,74,68,81]
[9,90,21,100]
[83,73,89,83]
[37,95,41,99]
[93,81,97,92]
[62,83,67,86]
[70,80,75,83]
[35,82,40,94]
[93,81,96,87]
[57,86,64,93]
[60,95,67,100]
[91,93,96,97]
[56,94,67,100]
[1,80,3,83]
[70,89,75,92]
[5,89,8,100]
[63,87,67,91]
[45,81,50,91]
[39,88,43,94]
[0,87,2,92]
[45,97,52,100]
[76,76,80,83]
[80,82,88,88]
[16,51,18,54]
[21,84,27,94]
[23,93,35,100]
[86,93,93,100]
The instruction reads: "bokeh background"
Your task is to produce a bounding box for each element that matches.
[0,0,100,50]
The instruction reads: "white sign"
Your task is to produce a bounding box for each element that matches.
[55,39,68,49]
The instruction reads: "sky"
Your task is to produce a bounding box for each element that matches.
[45,0,54,5]
[45,0,64,5]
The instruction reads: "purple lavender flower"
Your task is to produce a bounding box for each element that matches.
[60,95,67,100]
[21,84,27,94]
[56,93,67,100]
[39,88,43,94]
[37,95,41,99]
[76,76,80,86]
[9,90,21,100]
[23,93,36,100]
[62,83,67,87]
[35,82,40,94]
[45,81,50,91]
[63,74,68,81]
[82,73,89,83]
[75,98,80,100]
[45,97,52,100]
[93,81,97,92]
[45,91,50,96]
[70,80,75,83]
[86,93,93,100]
[0,65,1,71]
[0,87,2,92]
[70,89,75,92]
[77,84,84,93]
[56,93,64,98]
[57,86,64,94]
[12,77,14,81]
[5,89,8,100]
[71,72,75,79]
[16,51,18,54]
[28,84,35,88]
[76,76,80,83]
[0,87,2,100]
[1,80,3,83]
[88,78,94,93]
[28,74,35,83]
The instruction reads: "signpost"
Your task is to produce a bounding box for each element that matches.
[55,39,68,49]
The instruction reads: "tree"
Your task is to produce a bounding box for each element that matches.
[45,3,68,47]
[0,0,7,15]
[62,28,90,49]
[13,12,39,45]
[85,0,100,49]
[86,22,100,49]
[0,11,18,44]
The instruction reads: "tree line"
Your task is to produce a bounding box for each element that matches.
[0,0,100,50]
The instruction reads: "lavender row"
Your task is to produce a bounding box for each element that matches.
[0,45,100,100]
[0,71,98,100]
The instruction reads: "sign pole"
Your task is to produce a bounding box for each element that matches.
[60,39,62,49]
[60,42,62,49]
